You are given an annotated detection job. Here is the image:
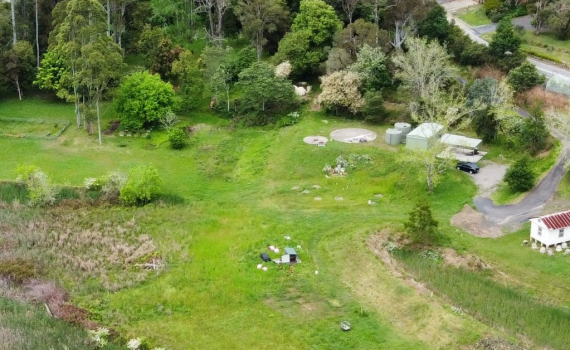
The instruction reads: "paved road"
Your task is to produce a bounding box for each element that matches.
[475,149,568,225]
[442,2,570,78]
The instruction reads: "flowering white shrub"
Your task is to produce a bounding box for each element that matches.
[127,338,142,350]
[88,327,110,348]
[275,61,292,78]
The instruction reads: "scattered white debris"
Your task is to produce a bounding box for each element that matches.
[257,264,263,269]
[274,248,280,253]
[368,200,376,205]
[262,267,268,271]
[291,186,300,190]
[313,185,321,189]
[297,245,302,249]
[325,175,330,178]
[302,190,310,194]
[374,194,384,198]
[335,196,343,201]
[284,236,291,240]
[315,271,319,275]
[269,245,275,250]
[314,197,322,201]
[322,120,328,124]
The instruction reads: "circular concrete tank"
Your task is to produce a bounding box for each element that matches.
[385,129,402,145]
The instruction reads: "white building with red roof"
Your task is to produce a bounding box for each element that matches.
[529,210,570,247]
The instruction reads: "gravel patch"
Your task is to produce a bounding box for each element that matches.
[471,162,508,196]
[451,204,504,238]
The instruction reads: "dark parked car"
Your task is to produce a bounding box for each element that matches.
[456,162,479,174]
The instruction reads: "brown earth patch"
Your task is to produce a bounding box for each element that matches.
[1,278,100,330]
[451,205,504,238]
[103,120,120,135]
[441,248,491,271]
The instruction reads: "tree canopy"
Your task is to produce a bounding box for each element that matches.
[114,71,177,130]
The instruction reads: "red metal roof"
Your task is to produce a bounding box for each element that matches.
[538,210,570,230]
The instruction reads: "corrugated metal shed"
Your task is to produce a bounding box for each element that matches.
[407,123,443,139]
[440,134,482,149]
[537,210,570,229]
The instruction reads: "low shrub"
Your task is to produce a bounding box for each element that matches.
[168,127,188,150]
[0,259,37,283]
[0,182,28,203]
[276,111,300,127]
[15,166,56,206]
[508,61,546,92]
[101,171,127,202]
[119,165,162,206]
[504,156,535,192]
[404,200,442,249]
[56,187,80,200]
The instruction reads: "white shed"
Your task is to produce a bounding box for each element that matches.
[406,123,444,150]
[529,210,570,247]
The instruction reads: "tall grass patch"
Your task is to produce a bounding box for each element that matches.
[395,251,570,350]
[0,296,123,350]
[0,182,28,203]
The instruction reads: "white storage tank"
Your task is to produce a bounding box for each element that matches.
[395,122,412,141]
[385,129,402,145]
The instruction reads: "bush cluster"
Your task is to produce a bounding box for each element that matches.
[504,156,535,192]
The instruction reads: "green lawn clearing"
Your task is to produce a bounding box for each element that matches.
[1,95,570,350]
[457,5,491,27]
[0,118,68,139]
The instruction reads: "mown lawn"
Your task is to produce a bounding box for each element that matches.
[457,5,491,27]
[2,94,570,349]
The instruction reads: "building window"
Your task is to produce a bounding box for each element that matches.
[560,228,565,238]
[538,227,542,236]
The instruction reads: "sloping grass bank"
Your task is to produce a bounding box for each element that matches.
[395,250,570,350]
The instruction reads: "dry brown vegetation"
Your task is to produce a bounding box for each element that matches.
[0,205,158,292]
[516,86,569,110]
[474,66,506,81]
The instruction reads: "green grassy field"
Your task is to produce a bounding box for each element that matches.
[457,5,491,27]
[1,93,570,349]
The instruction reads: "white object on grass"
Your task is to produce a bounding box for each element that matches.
[257,264,262,269]
[315,271,319,275]
[262,266,268,271]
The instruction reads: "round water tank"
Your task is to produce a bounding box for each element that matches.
[385,129,402,146]
[395,122,412,139]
